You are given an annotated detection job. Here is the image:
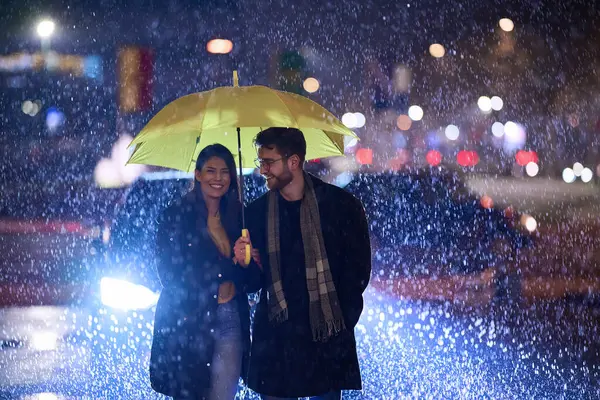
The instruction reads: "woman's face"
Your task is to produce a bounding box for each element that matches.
[195,156,231,200]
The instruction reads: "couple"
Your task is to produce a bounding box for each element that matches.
[149,127,372,400]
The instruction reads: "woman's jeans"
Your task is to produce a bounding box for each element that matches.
[175,300,242,400]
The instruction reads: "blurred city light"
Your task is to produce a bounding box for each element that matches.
[429,43,445,58]
[573,162,584,177]
[503,121,526,151]
[445,124,460,140]
[355,148,373,165]
[491,96,504,111]
[515,150,538,166]
[46,107,65,131]
[303,77,320,93]
[499,18,514,32]
[396,115,412,131]
[562,168,576,183]
[31,332,58,351]
[206,39,233,54]
[526,162,539,177]
[480,195,494,209]
[36,20,55,38]
[522,215,537,232]
[342,113,357,128]
[22,100,41,116]
[491,122,504,137]
[477,96,492,112]
[581,168,593,183]
[457,150,479,167]
[408,105,423,121]
[354,112,366,128]
[426,150,442,166]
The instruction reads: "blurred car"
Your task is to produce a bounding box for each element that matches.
[341,167,533,308]
[0,216,101,398]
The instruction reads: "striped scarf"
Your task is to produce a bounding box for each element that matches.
[267,172,346,342]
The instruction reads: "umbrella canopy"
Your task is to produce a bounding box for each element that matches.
[127,77,356,171]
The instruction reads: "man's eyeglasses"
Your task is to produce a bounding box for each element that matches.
[254,157,285,169]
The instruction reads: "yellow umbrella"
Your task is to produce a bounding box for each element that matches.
[126,71,357,263]
[127,72,355,170]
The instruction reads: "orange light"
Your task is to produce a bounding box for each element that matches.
[356,148,373,165]
[206,39,233,54]
[426,150,442,166]
[480,195,494,209]
[396,115,412,131]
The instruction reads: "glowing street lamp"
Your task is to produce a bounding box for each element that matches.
[36,19,55,52]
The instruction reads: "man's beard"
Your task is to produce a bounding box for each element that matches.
[266,169,293,191]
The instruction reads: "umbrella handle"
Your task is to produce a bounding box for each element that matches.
[242,228,251,266]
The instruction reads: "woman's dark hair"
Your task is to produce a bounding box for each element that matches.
[194,143,241,230]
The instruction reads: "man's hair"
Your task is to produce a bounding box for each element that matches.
[254,127,306,163]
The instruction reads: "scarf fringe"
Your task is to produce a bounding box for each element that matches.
[312,319,345,342]
[268,306,288,323]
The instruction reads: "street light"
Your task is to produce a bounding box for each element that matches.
[36,19,55,52]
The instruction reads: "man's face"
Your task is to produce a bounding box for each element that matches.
[257,146,293,191]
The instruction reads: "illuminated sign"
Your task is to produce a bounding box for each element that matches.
[0,52,103,81]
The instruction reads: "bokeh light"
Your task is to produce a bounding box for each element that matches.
[562,168,576,183]
[37,20,55,38]
[426,150,442,166]
[354,112,366,128]
[526,162,539,177]
[480,195,494,209]
[491,96,504,111]
[206,39,233,54]
[342,112,358,128]
[499,18,514,32]
[581,168,593,183]
[491,122,504,137]
[303,77,320,93]
[573,162,584,177]
[477,96,492,112]
[445,124,460,140]
[408,105,423,121]
[429,43,445,58]
[396,115,412,131]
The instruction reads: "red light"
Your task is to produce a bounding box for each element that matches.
[355,148,373,165]
[515,150,538,166]
[457,150,479,167]
[426,150,442,166]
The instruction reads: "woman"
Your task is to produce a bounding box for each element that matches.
[150,144,261,400]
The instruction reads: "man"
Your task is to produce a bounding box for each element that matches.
[234,127,371,400]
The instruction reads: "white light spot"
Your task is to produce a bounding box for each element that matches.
[573,162,584,177]
[408,105,424,121]
[499,18,515,32]
[342,113,357,128]
[477,96,492,112]
[491,96,504,111]
[491,122,504,137]
[581,168,593,183]
[562,168,576,183]
[354,112,366,128]
[445,124,460,141]
[525,162,539,177]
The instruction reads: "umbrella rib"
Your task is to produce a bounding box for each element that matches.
[272,91,300,128]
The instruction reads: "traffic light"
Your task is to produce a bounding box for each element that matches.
[117,46,153,113]
[277,50,306,95]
